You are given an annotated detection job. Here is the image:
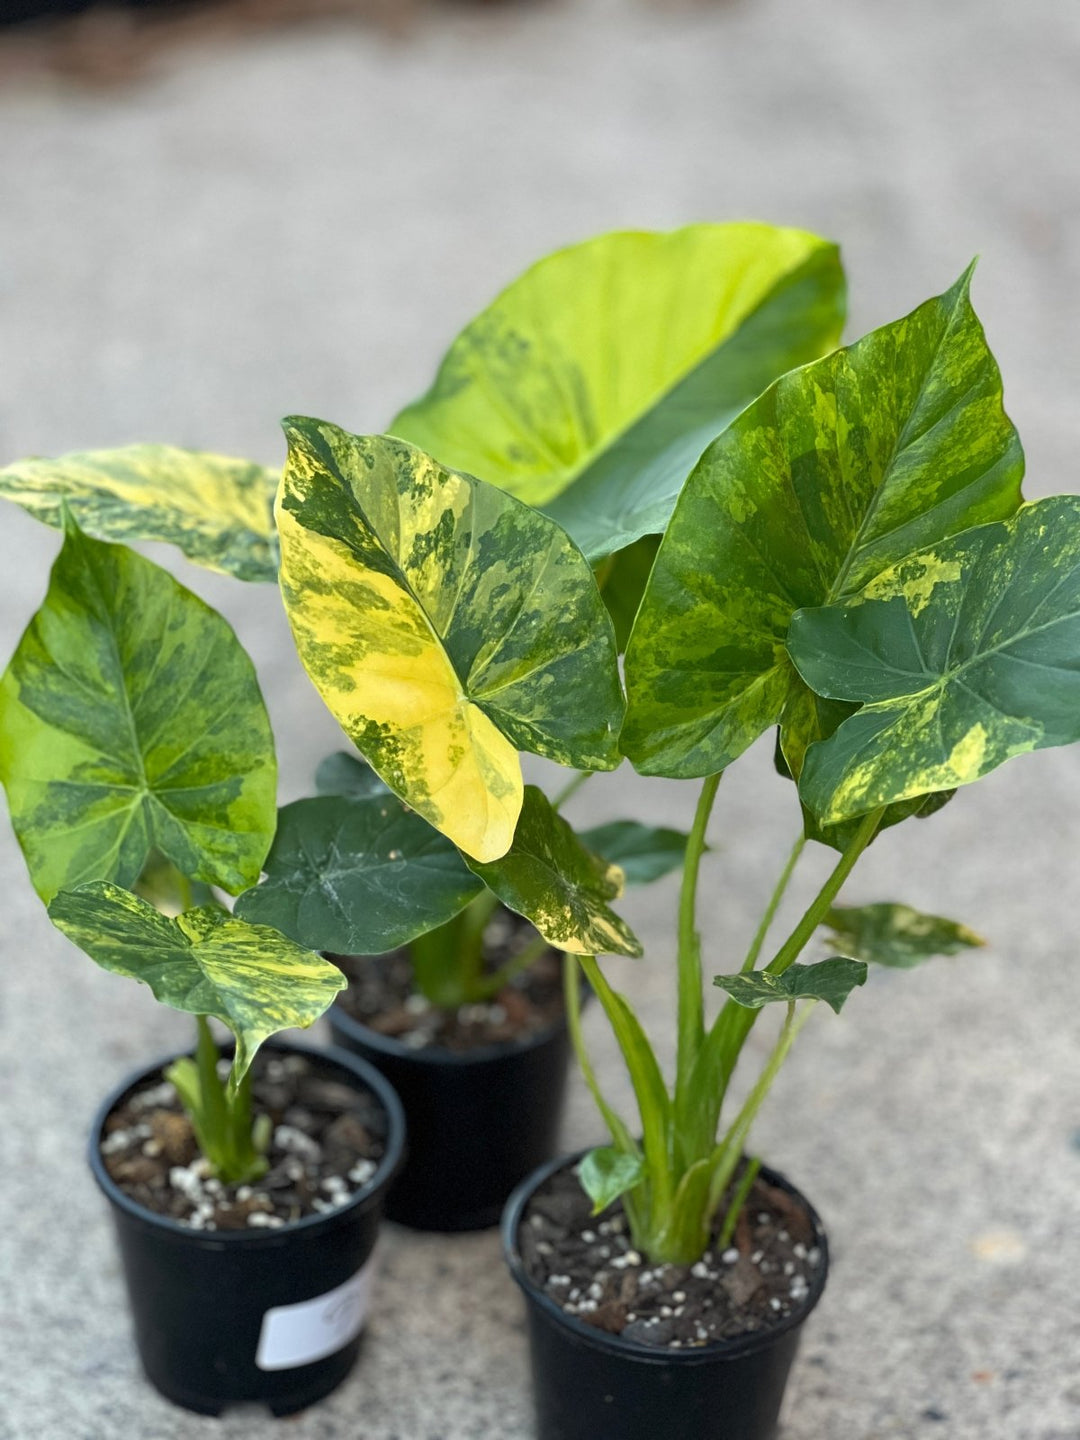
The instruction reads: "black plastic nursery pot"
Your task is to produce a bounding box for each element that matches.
[502,1152,830,1440]
[329,997,573,1232]
[88,1038,406,1417]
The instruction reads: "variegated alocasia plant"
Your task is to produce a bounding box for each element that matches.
[7,225,1075,1270]
[0,511,345,1184]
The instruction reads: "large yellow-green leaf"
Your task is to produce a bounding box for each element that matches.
[276,420,623,863]
[622,268,1024,778]
[0,518,277,902]
[391,223,845,560]
[464,785,642,956]
[790,498,1080,823]
[0,445,278,581]
[48,883,345,1081]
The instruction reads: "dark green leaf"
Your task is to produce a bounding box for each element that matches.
[791,498,1080,823]
[713,957,868,1013]
[0,519,277,902]
[622,268,1024,778]
[315,750,391,800]
[579,820,692,885]
[577,1146,645,1215]
[825,903,985,969]
[234,794,483,955]
[465,786,642,956]
[48,883,345,1079]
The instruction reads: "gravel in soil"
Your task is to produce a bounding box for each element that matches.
[101,1051,387,1231]
[332,908,564,1053]
[519,1161,823,1350]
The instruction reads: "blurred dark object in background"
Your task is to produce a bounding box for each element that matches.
[0,0,456,84]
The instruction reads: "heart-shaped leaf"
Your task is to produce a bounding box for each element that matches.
[48,883,345,1080]
[0,445,278,581]
[824,903,984,969]
[464,786,642,956]
[577,1146,645,1215]
[713,957,867,1013]
[234,794,483,955]
[790,497,1080,823]
[277,420,623,863]
[0,519,277,902]
[391,223,844,562]
[622,268,1024,778]
[579,820,693,885]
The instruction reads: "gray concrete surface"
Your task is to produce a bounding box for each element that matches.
[1,1,1079,1436]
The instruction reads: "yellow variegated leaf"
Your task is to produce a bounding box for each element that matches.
[0,444,279,581]
[276,420,624,864]
[48,883,346,1081]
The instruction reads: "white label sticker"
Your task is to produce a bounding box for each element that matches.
[256,1257,373,1371]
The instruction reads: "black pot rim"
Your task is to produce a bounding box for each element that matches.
[328,992,570,1069]
[501,1148,830,1366]
[88,1036,407,1246]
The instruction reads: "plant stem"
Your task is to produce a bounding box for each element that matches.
[456,890,500,1002]
[765,808,884,978]
[710,805,884,1091]
[741,832,806,973]
[563,956,637,1156]
[552,769,594,812]
[718,1155,761,1250]
[674,773,723,1120]
[475,930,550,999]
[706,1002,815,1216]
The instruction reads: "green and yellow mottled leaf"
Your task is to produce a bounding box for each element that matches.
[579,819,693,886]
[277,420,623,863]
[391,223,845,560]
[0,445,279,581]
[824,903,985,969]
[791,498,1080,822]
[235,793,483,954]
[622,268,1024,778]
[0,519,277,902]
[713,957,867,1013]
[464,785,642,956]
[48,883,345,1081]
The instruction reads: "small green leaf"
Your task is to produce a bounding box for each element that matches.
[0,445,278,581]
[392,223,845,560]
[465,786,642,956]
[48,883,346,1079]
[597,535,659,653]
[577,1146,645,1215]
[713,957,868,1014]
[0,520,277,902]
[234,794,483,954]
[579,820,693,885]
[622,268,1024,778]
[315,750,391,800]
[277,421,624,863]
[791,497,1080,823]
[825,903,985,969]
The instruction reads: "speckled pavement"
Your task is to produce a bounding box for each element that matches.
[1,2,1079,1436]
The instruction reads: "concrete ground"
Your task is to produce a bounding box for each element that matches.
[1,1,1079,1436]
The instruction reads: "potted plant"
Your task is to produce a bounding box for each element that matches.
[224,260,1071,1437]
[0,511,405,1415]
[0,223,847,1234]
